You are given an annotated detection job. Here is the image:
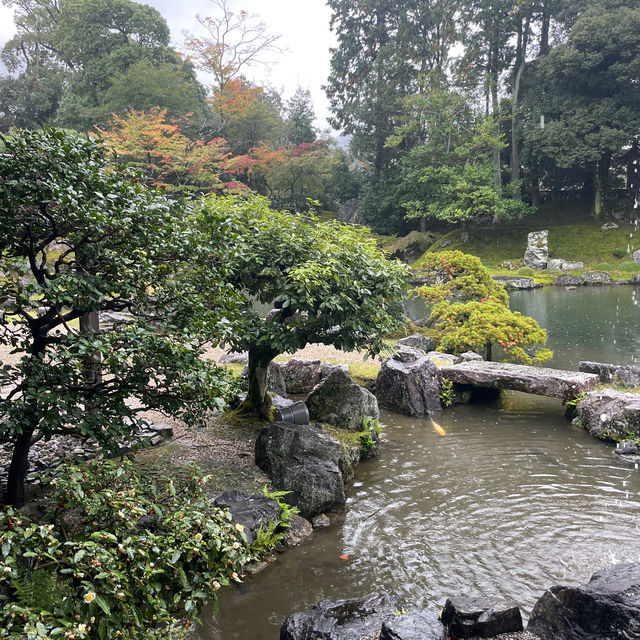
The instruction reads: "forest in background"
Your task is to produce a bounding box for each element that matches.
[1,0,639,235]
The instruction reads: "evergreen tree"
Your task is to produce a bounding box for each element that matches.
[285,87,316,145]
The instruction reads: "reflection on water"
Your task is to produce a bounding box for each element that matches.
[199,395,640,640]
[509,286,640,368]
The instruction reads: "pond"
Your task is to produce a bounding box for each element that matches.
[509,285,640,368]
[197,286,640,640]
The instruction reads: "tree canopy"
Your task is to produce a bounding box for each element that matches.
[196,195,410,417]
[0,128,237,506]
[416,251,552,364]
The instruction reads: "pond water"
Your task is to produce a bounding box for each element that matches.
[509,285,640,368]
[197,286,640,639]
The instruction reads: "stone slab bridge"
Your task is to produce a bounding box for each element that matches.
[440,361,599,401]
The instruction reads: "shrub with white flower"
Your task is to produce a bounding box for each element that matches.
[0,460,275,640]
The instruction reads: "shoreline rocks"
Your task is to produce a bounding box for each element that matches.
[282,562,640,640]
[255,422,355,519]
[575,388,640,441]
[375,346,443,415]
[306,369,379,431]
[527,563,640,640]
[579,360,640,388]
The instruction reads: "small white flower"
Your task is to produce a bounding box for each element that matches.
[232,542,240,550]
[3,566,11,574]
[235,523,244,533]
[83,592,96,603]
[212,581,221,591]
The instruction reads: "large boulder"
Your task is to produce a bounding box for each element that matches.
[280,592,404,640]
[441,596,523,638]
[280,358,322,394]
[380,608,446,640]
[239,362,286,396]
[579,361,640,388]
[397,334,436,352]
[492,276,538,290]
[523,230,548,269]
[306,369,379,431]
[583,271,612,285]
[336,198,365,225]
[255,422,348,519]
[575,388,640,440]
[554,274,585,286]
[375,346,442,415]
[547,259,584,271]
[633,248,640,264]
[527,562,640,640]
[212,490,281,545]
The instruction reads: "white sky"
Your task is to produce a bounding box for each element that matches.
[0,0,337,129]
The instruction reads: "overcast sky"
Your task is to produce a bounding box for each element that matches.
[0,0,338,129]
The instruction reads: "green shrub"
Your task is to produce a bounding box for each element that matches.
[612,249,627,258]
[619,261,640,272]
[0,460,256,639]
[517,266,534,276]
[360,416,384,454]
[595,262,612,271]
[439,379,455,407]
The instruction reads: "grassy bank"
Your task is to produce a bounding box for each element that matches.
[407,200,640,281]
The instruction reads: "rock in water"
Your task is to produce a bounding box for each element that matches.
[306,369,379,431]
[576,389,640,440]
[441,596,523,638]
[523,230,548,269]
[527,562,640,640]
[375,346,443,416]
[280,592,404,640]
[380,608,446,640]
[255,422,348,519]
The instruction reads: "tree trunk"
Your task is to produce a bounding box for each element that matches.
[486,342,493,362]
[593,154,611,218]
[80,310,101,415]
[241,345,280,419]
[593,153,611,218]
[540,0,551,56]
[531,177,541,207]
[6,428,34,507]
[420,216,427,233]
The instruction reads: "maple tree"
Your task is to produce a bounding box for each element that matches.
[182,0,281,94]
[95,108,239,195]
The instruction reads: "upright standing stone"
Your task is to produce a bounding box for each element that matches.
[523,230,549,269]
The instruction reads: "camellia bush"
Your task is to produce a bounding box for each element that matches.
[0,460,256,640]
[416,251,552,364]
